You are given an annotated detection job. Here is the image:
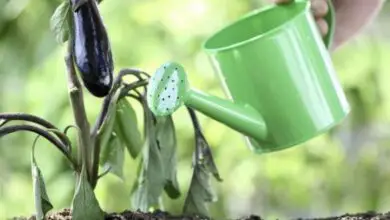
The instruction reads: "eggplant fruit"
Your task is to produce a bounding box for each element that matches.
[72,0,113,97]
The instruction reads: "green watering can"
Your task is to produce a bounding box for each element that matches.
[146,0,350,154]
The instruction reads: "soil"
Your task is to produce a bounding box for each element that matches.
[9,209,390,220]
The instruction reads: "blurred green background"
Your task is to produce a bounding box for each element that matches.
[1,0,390,219]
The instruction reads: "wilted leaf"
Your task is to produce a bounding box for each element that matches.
[50,1,70,44]
[72,167,104,220]
[31,152,53,220]
[182,165,216,217]
[100,133,125,180]
[130,161,148,211]
[145,134,165,206]
[115,98,143,158]
[156,116,180,198]
[182,108,221,217]
[199,138,223,182]
[131,109,165,211]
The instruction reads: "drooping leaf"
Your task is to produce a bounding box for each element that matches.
[50,1,70,44]
[183,108,221,217]
[115,98,143,158]
[131,109,165,211]
[182,164,217,217]
[144,132,165,206]
[31,148,53,220]
[100,133,125,180]
[130,161,148,211]
[71,167,104,220]
[198,137,223,182]
[156,116,180,198]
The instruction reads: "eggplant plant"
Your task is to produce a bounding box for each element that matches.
[0,0,221,219]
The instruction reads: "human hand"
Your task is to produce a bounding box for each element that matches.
[271,0,383,51]
[271,0,329,37]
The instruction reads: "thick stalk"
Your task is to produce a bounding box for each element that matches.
[66,4,94,182]
[65,53,92,181]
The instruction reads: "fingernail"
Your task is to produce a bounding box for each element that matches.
[316,18,329,36]
[311,0,329,18]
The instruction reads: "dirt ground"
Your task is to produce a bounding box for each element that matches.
[10,209,390,220]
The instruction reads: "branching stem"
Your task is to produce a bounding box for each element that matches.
[0,125,77,169]
[91,68,149,137]
[119,80,148,99]
[0,113,70,150]
[89,68,149,188]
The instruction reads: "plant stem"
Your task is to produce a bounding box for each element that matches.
[187,107,203,166]
[0,112,70,148]
[91,68,149,137]
[89,90,119,188]
[119,80,148,99]
[65,53,92,180]
[65,4,94,181]
[89,69,149,188]
[89,69,134,187]
[0,124,77,169]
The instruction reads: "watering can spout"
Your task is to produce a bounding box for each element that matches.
[146,62,268,142]
[184,89,267,140]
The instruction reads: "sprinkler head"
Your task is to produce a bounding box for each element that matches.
[146,62,189,116]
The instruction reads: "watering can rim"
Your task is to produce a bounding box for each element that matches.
[202,1,334,53]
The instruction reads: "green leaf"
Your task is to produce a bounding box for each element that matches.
[115,98,143,158]
[156,116,180,199]
[182,165,217,217]
[131,109,165,211]
[71,167,104,220]
[31,152,53,220]
[50,1,70,44]
[100,133,125,180]
[97,91,120,153]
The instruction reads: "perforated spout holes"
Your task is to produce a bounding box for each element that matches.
[146,62,189,116]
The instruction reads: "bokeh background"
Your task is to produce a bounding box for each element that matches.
[1,0,390,219]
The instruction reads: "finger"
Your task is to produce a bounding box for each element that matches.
[316,18,329,36]
[272,0,292,4]
[311,0,329,18]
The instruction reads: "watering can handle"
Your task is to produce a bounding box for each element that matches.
[291,0,335,49]
[322,0,336,49]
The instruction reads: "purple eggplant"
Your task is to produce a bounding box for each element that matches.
[72,0,113,97]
